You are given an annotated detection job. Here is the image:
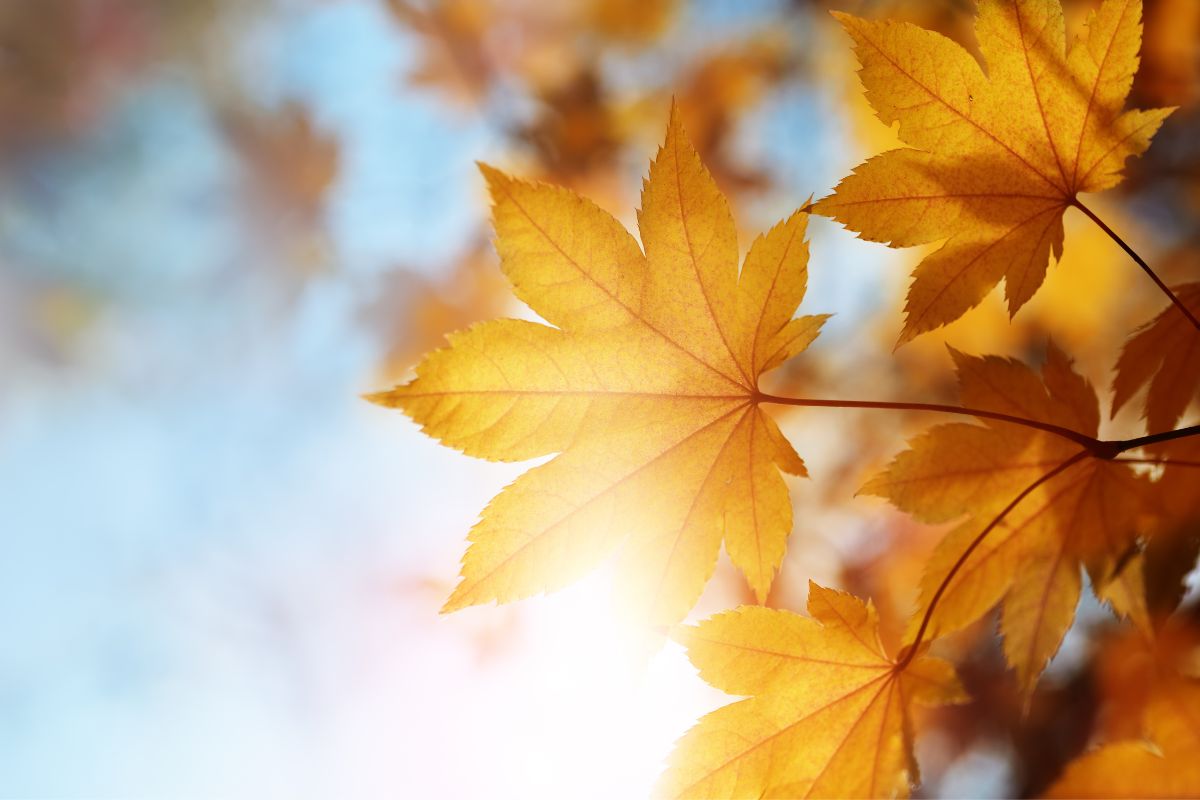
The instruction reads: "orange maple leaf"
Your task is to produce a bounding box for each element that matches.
[1113,283,1200,432]
[864,344,1152,691]
[1105,437,1200,631]
[657,583,966,799]
[813,0,1173,343]
[1047,625,1200,798]
[369,107,828,625]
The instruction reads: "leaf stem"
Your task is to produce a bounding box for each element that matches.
[1072,199,1200,331]
[894,451,1090,672]
[888,424,1200,672]
[1110,424,1200,452]
[756,396,1200,458]
[757,393,1099,451]
[756,391,1200,670]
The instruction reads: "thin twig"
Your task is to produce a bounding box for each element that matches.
[757,393,1099,451]
[1072,199,1200,331]
[894,451,1090,671]
[1111,424,1200,452]
[754,392,1200,670]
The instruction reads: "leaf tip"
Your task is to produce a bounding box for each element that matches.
[477,161,511,195]
[750,580,771,606]
[805,578,829,608]
[807,193,834,217]
[855,471,888,500]
[893,325,918,351]
[440,584,472,614]
[362,388,404,408]
[944,344,969,368]
[664,95,689,146]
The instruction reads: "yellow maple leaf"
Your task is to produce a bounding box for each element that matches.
[369,107,829,624]
[813,0,1173,344]
[864,344,1152,691]
[657,583,966,799]
[1113,282,1200,433]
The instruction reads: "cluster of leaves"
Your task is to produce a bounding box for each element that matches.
[376,0,1200,796]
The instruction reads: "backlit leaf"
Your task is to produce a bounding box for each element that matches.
[657,583,966,799]
[370,107,828,624]
[1113,282,1200,432]
[865,344,1151,691]
[813,0,1172,343]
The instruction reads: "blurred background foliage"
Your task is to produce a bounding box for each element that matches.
[1,0,1197,797]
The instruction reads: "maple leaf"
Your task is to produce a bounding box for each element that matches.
[863,344,1151,691]
[1113,282,1200,432]
[1098,435,1200,636]
[369,107,828,624]
[1049,682,1200,797]
[812,0,1174,343]
[657,583,966,799]
[1047,668,1200,797]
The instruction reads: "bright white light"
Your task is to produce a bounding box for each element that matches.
[367,568,725,800]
